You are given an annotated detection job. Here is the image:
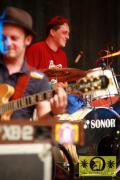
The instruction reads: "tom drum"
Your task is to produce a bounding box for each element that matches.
[86,67,120,107]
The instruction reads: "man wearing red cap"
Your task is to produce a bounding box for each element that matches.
[26,16,70,69]
[0,6,67,120]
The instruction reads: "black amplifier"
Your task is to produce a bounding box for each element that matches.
[0,118,84,180]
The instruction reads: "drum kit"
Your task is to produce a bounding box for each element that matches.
[42,51,120,178]
[42,50,120,108]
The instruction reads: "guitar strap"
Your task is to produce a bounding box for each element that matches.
[11,69,31,100]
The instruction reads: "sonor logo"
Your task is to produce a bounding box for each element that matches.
[84,119,116,129]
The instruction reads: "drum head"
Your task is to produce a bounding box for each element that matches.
[77,107,120,162]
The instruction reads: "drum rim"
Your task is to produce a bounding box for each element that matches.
[87,67,105,73]
[90,95,120,107]
[84,106,120,123]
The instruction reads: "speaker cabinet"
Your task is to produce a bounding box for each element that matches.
[0,143,52,180]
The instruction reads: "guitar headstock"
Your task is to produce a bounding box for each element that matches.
[70,75,109,94]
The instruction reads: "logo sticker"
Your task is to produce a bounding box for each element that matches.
[79,156,116,176]
[55,123,79,144]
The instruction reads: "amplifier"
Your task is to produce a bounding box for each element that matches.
[0,118,84,180]
[0,143,52,180]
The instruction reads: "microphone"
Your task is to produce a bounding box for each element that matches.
[75,51,83,63]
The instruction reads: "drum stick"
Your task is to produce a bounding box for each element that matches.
[101,50,120,59]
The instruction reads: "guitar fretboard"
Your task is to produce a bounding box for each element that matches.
[0,89,57,114]
[0,75,109,115]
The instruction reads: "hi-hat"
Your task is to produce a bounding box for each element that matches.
[101,50,120,59]
[41,68,87,82]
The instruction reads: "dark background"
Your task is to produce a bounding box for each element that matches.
[1,0,120,75]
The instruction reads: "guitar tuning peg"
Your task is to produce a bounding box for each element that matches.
[82,78,87,83]
[95,76,100,80]
[89,77,94,81]
[91,87,95,90]
[97,86,101,89]
[93,82,98,89]
[84,88,89,92]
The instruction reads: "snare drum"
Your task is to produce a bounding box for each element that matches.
[86,67,120,107]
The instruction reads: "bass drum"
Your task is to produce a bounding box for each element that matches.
[76,107,120,163]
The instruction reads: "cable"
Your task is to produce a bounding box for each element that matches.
[52,143,75,180]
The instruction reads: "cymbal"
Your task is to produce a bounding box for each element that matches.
[41,68,87,82]
[101,50,120,59]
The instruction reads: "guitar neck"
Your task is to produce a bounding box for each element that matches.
[0,75,109,115]
[0,89,57,115]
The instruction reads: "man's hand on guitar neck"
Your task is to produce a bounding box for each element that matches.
[50,87,67,115]
[36,87,67,119]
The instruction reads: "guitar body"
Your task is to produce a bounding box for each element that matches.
[0,84,14,121]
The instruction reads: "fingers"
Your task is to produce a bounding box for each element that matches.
[53,82,68,89]
[50,87,67,114]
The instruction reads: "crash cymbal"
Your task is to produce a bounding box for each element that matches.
[101,50,120,59]
[41,68,87,82]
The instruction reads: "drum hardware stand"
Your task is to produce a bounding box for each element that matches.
[99,60,120,107]
[108,66,120,107]
[95,60,113,107]
[83,94,93,109]
[101,59,108,70]
[111,67,120,93]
